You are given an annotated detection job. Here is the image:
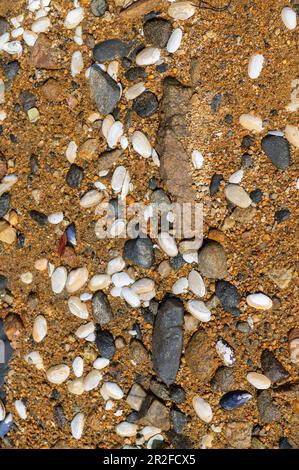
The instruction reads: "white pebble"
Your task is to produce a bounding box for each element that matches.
[121,287,141,308]
[83,370,102,391]
[167,28,183,53]
[80,292,93,301]
[158,232,178,257]
[246,372,271,390]
[71,50,84,77]
[106,256,126,275]
[224,184,252,208]
[93,358,110,370]
[120,135,128,150]
[246,293,273,310]
[66,267,89,293]
[31,16,50,33]
[68,296,89,319]
[248,53,264,79]
[168,2,196,20]
[188,269,206,297]
[239,114,263,133]
[172,277,188,295]
[0,398,6,421]
[281,7,297,30]
[68,378,84,395]
[131,278,155,295]
[72,356,84,377]
[51,266,67,294]
[101,382,124,400]
[71,413,85,440]
[48,211,64,224]
[116,422,137,437]
[110,286,122,297]
[228,169,244,184]
[102,114,115,139]
[15,400,27,420]
[66,141,77,163]
[32,315,47,343]
[191,150,204,169]
[0,33,10,51]
[88,274,111,291]
[125,82,145,100]
[46,364,70,384]
[2,41,23,56]
[107,121,123,148]
[107,60,119,81]
[20,272,33,284]
[187,300,211,322]
[64,7,84,29]
[136,47,160,66]
[192,396,213,423]
[75,322,95,339]
[12,27,24,38]
[23,30,38,46]
[112,272,133,287]
[285,124,299,148]
[80,190,102,208]
[183,251,198,264]
[25,351,44,370]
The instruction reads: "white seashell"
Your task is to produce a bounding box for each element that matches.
[228,169,244,184]
[51,266,68,293]
[106,256,126,275]
[0,33,10,51]
[31,16,50,33]
[75,322,95,339]
[105,400,114,410]
[93,357,110,370]
[12,27,24,38]
[172,277,188,295]
[285,124,299,148]
[246,372,271,390]
[281,7,297,30]
[71,412,85,440]
[183,251,198,264]
[139,290,156,302]
[112,272,134,287]
[188,269,206,297]
[23,30,38,46]
[147,434,164,449]
[15,400,27,420]
[68,296,89,319]
[239,114,263,133]
[151,148,160,166]
[67,378,84,395]
[107,60,119,80]
[71,51,84,77]
[121,287,141,308]
[2,41,23,56]
[216,339,236,366]
[110,286,122,297]
[66,141,77,163]
[167,28,183,53]
[248,53,264,79]
[48,211,64,224]
[120,171,130,199]
[140,426,162,441]
[136,47,160,66]
[46,364,70,384]
[192,396,213,423]
[132,131,152,158]
[224,184,252,208]
[125,82,145,100]
[191,150,204,169]
[64,7,84,29]
[116,421,138,437]
[32,315,47,343]
[246,293,273,310]
[187,300,211,322]
[80,292,92,301]
[168,2,196,20]
[101,382,124,400]
[120,135,128,150]
[72,356,84,378]
[0,398,5,421]
[80,190,102,208]
[132,278,155,295]
[102,114,115,139]
[83,370,102,391]
[25,351,44,370]
[88,273,111,291]
[111,166,127,193]
[158,232,178,257]
[66,267,89,293]
[107,121,123,148]
[85,332,96,342]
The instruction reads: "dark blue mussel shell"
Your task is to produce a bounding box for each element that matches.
[66,222,77,246]
[220,390,252,411]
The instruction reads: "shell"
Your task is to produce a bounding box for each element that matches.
[51,266,67,293]
[285,124,299,148]
[83,370,102,391]
[187,300,211,322]
[32,315,48,343]
[107,121,123,148]
[48,212,64,225]
[15,400,27,420]
[132,131,152,158]
[66,267,89,293]
[0,398,6,421]
[248,53,264,79]
[72,356,84,378]
[25,351,44,370]
[172,277,188,295]
[228,169,244,184]
[75,322,95,339]
[281,7,297,30]
[80,190,102,208]
[102,115,115,139]
[106,256,126,275]
[46,364,70,384]
[121,287,141,308]
[158,232,178,257]
[31,16,51,33]
[188,269,206,297]
[71,50,84,77]
[192,396,213,423]
[147,434,164,449]
[120,135,128,150]
[107,60,119,80]
[168,2,196,20]
[71,412,85,440]
[101,382,124,400]
[93,357,110,370]
[88,274,111,291]
[116,421,138,437]
[246,372,271,390]
[246,293,273,310]
[66,222,77,246]
[64,7,84,29]
[219,390,252,411]
[67,378,84,395]
[216,339,236,366]
[191,150,204,169]
[140,426,162,441]
[111,166,127,193]
[68,296,89,319]
[112,272,134,288]
[136,47,160,66]
[23,30,38,47]
[167,28,183,53]
[125,82,146,100]
[239,113,263,133]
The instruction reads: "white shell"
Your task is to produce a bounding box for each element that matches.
[109,219,126,238]
[228,169,244,184]
[23,30,38,46]
[101,382,124,400]
[67,378,85,395]
[12,27,23,38]
[246,293,273,310]
[71,412,85,440]
[224,184,252,208]
[285,124,299,148]
[75,322,95,339]
[31,16,50,33]
[191,150,204,169]
[116,421,138,437]
[132,131,152,158]
[107,60,119,80]
[64,7,84,29]
[188,269,206,297]
[158,232,178,257]
[20,272,33,284]
[88,274,111,291]
[0,33,10,51]
[187,300,211,322]
[147,434,164,449]
[167,28,183,53]
[131,278,155,295]
[93,357,110,370]
[110,286,122,297]
[125,82,145,100]
[51,266,67,293]
[66,141,77,163]
[239,114,263,133]
[120,135,128,150]
[246,372,271,390]
[32,315,47,343]
[46,364,70,384]
[72,356,84,378]
[80,190,102,208]
[83,370,102,391]
[25,351,44,370]
[172,277,188,295]
[192,396,213,423]
[102,114,115,139]
[112,272,134,287]
[112,166,127,193]
[121,287,141,308]
[107,121,123,148]
[248,54,264,79]
[71,50,84,77]
[183,251,198,264]
[15,400,27,420]
[168,2,196,20]
[136,47,160,66]
[68,296,89,319]
[106,256,126,275]
[48,211,64,224]
[66,267,89,293]
[140,425,162,441]
[0,398,5,421]
[281,7,297,30]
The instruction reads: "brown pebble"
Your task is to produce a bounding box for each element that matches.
[41,78,66,102]
[3,313,25,348]
[30,34,61,70]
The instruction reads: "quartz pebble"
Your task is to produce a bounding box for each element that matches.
[46,364,70,384]
[125,83,145,100]
[71,51,83,77]
[106,256,125,275]
[68,378,84,395]
[88,274,111,291]
[239,114,263,133]
[48,212,63,225]
[66,267,89,293]
[101,382,124,400]
[25,351,44,370]
[187,300,211,322]
[191,150,204,169]
[72,357,84,378]
[168,2,196,20]
[216,339,236,367]
[68,296,89,319]
[246,372,271,390]
[281,7,297,30]
[112,272,133,287]
[122,287,141,308]
[246,293,273,310]
[64,8,84,30]
[83,370,102,391]
[248,54,264,79]
[32,315,47,343]
[71,413,85,440]
[75,322,95,339]
[15,400,27,420]
[32,16,50,33]
[93,357,110,370]
[172,277,188,295]
[51,266,67,293]
[192,396,213,423]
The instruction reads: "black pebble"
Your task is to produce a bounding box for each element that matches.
[156,63,169,73]
[279,437,293,449]
[66,164,84,188]
[274,208,291,224]
[93,39,129,62]
[224,114,233,124]
[171,409,186,434]
[16,232,25,248]
[210,173,223,196]
[149,177,158,190]
[124,236,154,268]
[211,93,222,113]
[241,135,255,149]
[250,188,263,204]
[125,67,147,81]
[133,91,158,118]
[216,280,241,316]
[29,210,48,225]
[169,384,186,404]
[29,155,39,174]
[3,61,20,81]
[0,275,8,290]
[19,90,36,112]
[95,329,116,360]
[261,135,291,170]
[169,254,185,271]
[143,18,172,48]
[126,411,139,423]
[0,17,9,35]
[0,192,10,218]
[241,153,253,168]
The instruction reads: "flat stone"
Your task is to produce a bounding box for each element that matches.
[93,39,129,62]
[198,240,227,279]
[185,328,218,384]
[215,280,240,316]
[95,329,115,359]
[90,64,120,115]
[126,383,147,411]
[257,390,282,423]
[171,409,186,434]
[142,399,171,431]
[267,267,293,289]
[92,291,113,325]
[211,366,235,392]
[91,0,107,17]
[3,61,20,81]
[224,184,252,208]
[133,91,159,118]
[124,236,154,268]
[143,18,172,48]
[30,34,61,69]
[226,421,252,449]
[98,149,123,171]
[261,349,290,383]
[125,67,147,81]
[261,135,291,170]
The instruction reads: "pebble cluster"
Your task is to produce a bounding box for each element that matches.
[0,0,298,450]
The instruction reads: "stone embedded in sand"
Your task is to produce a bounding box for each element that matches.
[126,383,147,411]
[83,370,102,392]
[261,349,290,383]
[30,34,61,69]
[0,220,16,244]
[185,328,218,383]
[197,240,227,279]
[281,7,297,30]
[32,315,47,343]
[261,134,291,169]
[285,124,299,148]
[288,328,299,365]
[239,114,263,133]
[71,412,85,440]
[224,184,252,208]
[90,65,120,115]
[168,2,196,20]
[46,364,70,384]
[92,291,113,325]
[68,296,89,320]
[65,267,89,293]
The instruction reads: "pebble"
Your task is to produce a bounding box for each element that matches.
[122,287,141,308]
[15,400,27,420]
[71,51,83,77]
[3,60,20,80]
[158,232,178,257]
[192,396,213,423]
[220,390,252,411]
[25,351,44,370]
[65,267,89,293]
[246,293,273,310]
[0,398,5,421]
[46,364,70,384]
[224,184,252,208]
[68,378,84,395]
[83,370,102,391]
[246,372,271,390]
[32,16,51,33]
[257,390,281,423]
[239,114,263,133]
[125,67,147,81]
[136,47,160,66]
[48,212,63,225]
[0,17,9,36]
[75,322,95,339]
[228,169,244,184]
[210,173,223,195]
[71,413,85,440]
[250,188,263,204]
[191,150,204,169]
[167,28,183,53]
[281,7,297,30]
[51,267,67,294]
[32,315,47,343]
[68,296,89,320]
[80,190,102,208]
[93,39,129,62]
[116,421,137,437]
[168,2,196,20]
[88,274,111,291]
[64,8,84,30]
[172,277,188,295]
[93,357,110,370]
[211,366,235,392]
[106,256,125,275]
[95,329,115,359]
[143,18,172,48]
[112,272,133,287]
[285,124,299,148]
[261,135,291,169]
[132,131,152,158]
[198,241,227,279]
[261,349,289,383]
[90,65,120,115]
[20,272,33,284]
[133,91,158,118]
[92,291,113,325]
[101,382,124,400]
[29,210,48,225]
[91,0,108,17]
[215,280,240,316]
[124,236,154,268]
[72,357,84,378]
[275,208,291,224]
[187,300,211,322]
[248,53,264,79]
[0,193,10,218]
[289,328,299,365]
[216,339,236,367]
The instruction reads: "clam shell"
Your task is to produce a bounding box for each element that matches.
[132,131,152,158]
[32,315,48,343]
[46,364,70,384]
[192,396,213,423]
[168,2,196,20]
[246,293,273,310]
[167,28,183,53]
[71,412,85,440]
[187,300,211,322]
[136,47,160,66]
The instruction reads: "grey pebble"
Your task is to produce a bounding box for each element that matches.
[133,91,159,118]
[90,64,120,115]
[0,193,10,218]
[261,135,291,170]
[124,236,154,269]
[66,164,84,188]
[92,291,113,325]
[143,19,172,48]
[90,0,107,17]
